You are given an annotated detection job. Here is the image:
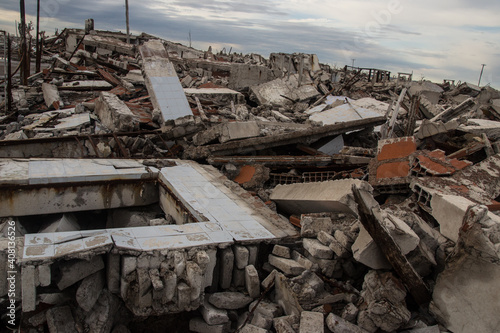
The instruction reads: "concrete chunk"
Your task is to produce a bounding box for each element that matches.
[271,179,372,216]
[272,245,291,259]
[56,256,105,290]
[299,311,324,333]
[76,270,104,312]
[208,292,253,310]
[22,265,36,312]
[220,247,234,289]
[326,313,368,333]
[238,323,267,333]
[42,83,62,110]
[301,216,335,238]
[95,91,139,132]
[303,238,333,259]
[201,298,229,325]
[268,254,306,276]
[46,306,76,333]
[220,121,260,143]
[234,245,250,269]
[245,265,260,298]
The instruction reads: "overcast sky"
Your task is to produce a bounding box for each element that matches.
[1,0,499,88]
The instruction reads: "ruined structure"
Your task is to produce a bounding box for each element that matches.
[1,22,500,333]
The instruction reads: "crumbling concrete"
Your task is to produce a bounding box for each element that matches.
[95,91,139,132]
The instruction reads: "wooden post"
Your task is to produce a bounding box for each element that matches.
[7,35,13,113]
[125,0,130,44]
[20,0,29,85]
[35,0,41,73]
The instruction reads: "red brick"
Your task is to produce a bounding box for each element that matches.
[377,138,416,161]
[376,161,410,179]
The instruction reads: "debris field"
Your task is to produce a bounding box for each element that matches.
[1,22,500,333]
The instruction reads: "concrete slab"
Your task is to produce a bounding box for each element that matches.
[270,179,372,216]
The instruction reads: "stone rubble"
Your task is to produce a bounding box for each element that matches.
[1,19,500,333]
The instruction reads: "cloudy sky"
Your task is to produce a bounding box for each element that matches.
[1,0,499,88]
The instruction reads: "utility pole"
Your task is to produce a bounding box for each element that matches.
[125,0,130,44]
[20,0,29,85]
[35,0,41,73]
[478,64,486,87]
[189,30,192,48]
[7,35,13,113]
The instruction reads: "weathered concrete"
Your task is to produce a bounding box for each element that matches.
[220,247,234,289]
[76,270,105,312]
[208,292,253,310]
[42,83,63,110]
[21,265,36,312]
[326,313,368,333]
[219,121,260,143]
[200,298,229,325]
[303,238,333,259]
[56,256,105,290]
[95,91,139,132]
[250,74,319,106]
[189,317,230,333]
[300,216,335,238]
[268,254,306,276]
[271,179,372,216]
[430,206,500,333]
[272,245,291,259]
[245,265,260,298]
[299,311,324,333]
[46,306,76,332]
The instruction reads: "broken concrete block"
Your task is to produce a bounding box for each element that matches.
[201,298,229,325]
[341,302,359,323]
[219,121,260,143]
[189,317,230,333]
[415,119,459,140]
[303,238,333,259]
[299,311,324,333]
[268,254,306,276]
[162,270,177,304]
[271,179,372,216]
[107,253,120,294]
[38,265,51,287]
[173,251,186,276]
[76,270,104,312]
[326,313,368,333]
[208,292,253,310]
[38,213,80,233]
[289,270,324,304]
[328,231,353,259]
[149,268,163,291]
[22,265,36,312]
[121,256,137,276]
[234,165,270,190]
[402,326,440,333]
[234,245,250,269]
[42,83,62,110]
[300,215,335,238]
[220,247,234,289]
[186,262,203,301]
[46,306,76,332]
[352,213,420,269]
[250,312,273,330]
[274,272,302,316]
[250,299,283,319]
[84,289,121,333]
[95,91,139,132]
[272,245,291,259]
[250,74,319,107]
[317,230,335,246]
[245,265,260,298]
[291,251,317,271]
[56,256,105,290]
[262,269,278,289]
[430,205,500,333]
[429,194,475,243]
[177,282,191,310]
[202,249,217,289]
[247,245,258,266]
[238,323,267,333]
[358,270,411,332]
[273,315,299,333]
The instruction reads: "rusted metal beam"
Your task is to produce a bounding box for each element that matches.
[352,185,431,306]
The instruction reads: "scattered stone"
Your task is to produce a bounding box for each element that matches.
[208,292,253,310]
[299,311,324,333]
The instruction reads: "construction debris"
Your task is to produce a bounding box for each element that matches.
[1,19,500,333]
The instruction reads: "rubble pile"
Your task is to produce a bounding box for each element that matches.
[1,23,500,333]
